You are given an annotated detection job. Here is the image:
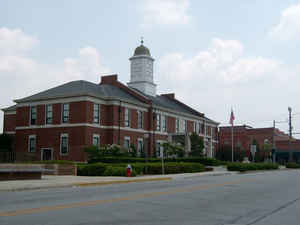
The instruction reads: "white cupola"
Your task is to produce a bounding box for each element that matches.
[127,39,156,96]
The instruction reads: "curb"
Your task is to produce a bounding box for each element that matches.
[72,177,172,187]
[0,177,172,192]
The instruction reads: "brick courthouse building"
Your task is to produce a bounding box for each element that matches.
[2,41,219,161]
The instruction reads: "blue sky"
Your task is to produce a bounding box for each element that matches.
[1,0,300,136]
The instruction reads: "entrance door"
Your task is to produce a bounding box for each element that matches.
[41,148,53,161]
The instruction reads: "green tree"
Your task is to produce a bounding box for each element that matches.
[189,133,204,157]
[162,142,184,158]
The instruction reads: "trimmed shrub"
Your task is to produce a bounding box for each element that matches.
[144,162,205,174]
[165,157,226,166]
[77,163,106,176]
[286,163,300,168]
[102,167,137,177]
[227,163,279,172]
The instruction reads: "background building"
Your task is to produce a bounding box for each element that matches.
[2,41,219,162]
[218,125,300,162]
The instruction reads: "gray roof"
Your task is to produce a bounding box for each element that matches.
[128,87,218,122]
[13,79,219,124]
[15,80,144,104]
[2,105,17,112]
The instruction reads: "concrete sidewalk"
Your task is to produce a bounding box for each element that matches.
[0,169,237,192]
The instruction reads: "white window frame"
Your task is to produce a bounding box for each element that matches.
[137,138,143,155]
[30,106,37,125]
[176,118,179,133]
[62,103,69,123]
[125,108,130,127]
[93,134,100,147]
[28,135,36,153]
[124,136,130,149]
[45,104,53,124]
[156,113,161,131]
[162,115,167,132]
[137,110,143,129]
[93,103,100,124]
[60,133,69,155]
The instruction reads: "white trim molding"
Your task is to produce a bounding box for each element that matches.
[4,111,16,115]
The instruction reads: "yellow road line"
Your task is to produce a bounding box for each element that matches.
[72,177,172,187]
[0,178,255,217]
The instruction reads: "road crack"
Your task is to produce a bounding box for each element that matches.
[246,196,300,225]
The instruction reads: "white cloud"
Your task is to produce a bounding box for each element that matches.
[157,38,294,129]
[140,0,191,26]
[270,3,300,40]
[0,27,39,55]
[0,27,110,132]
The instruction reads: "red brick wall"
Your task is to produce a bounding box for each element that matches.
[16,106,29,127]
[15,127,92,162]
[168,116,175,133]
[3,114,16,132]
[37,105,45,125]
[53,103,61,124]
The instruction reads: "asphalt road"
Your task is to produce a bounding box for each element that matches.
[1,170,300,225]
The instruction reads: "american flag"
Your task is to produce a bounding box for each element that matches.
[229,109,235,126]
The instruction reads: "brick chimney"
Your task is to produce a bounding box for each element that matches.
[100,74,118,85]
[161,93,175,99]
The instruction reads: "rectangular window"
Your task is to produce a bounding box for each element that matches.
[156,113,161,131]
[125,108,130,127]
[124,136,130,149]
[184,120,187,132]
[28,135,36,153]
[176,118,179,133]
[137,110,143,129]
[62,103,69,123]
[93,134,100,147]
[60,134,68,155]
[93,104,100,124]
[201,123,205,134]
[46,105,52,124]
[198,123,201,134]
[138,138,143,155]
[162,115,167,132]
[30,106,37,125]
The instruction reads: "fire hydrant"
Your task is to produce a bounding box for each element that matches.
[126,164,132,177]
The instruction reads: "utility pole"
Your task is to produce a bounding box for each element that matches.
[288,107,293,162]
[272,120,276,163]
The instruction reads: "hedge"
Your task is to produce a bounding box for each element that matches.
[227,163,279,172]
[286,162,300,169]
[77,163,107,176]
[103,166,136,177]
[88,156,226,166]
[165,157,226,166]
[78,162,205,176]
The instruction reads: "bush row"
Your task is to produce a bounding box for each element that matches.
[88,156,225,166]
[77,162,205,176]
[286,162,300,168]
[227,163,279,172]
[77,163,137,177]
